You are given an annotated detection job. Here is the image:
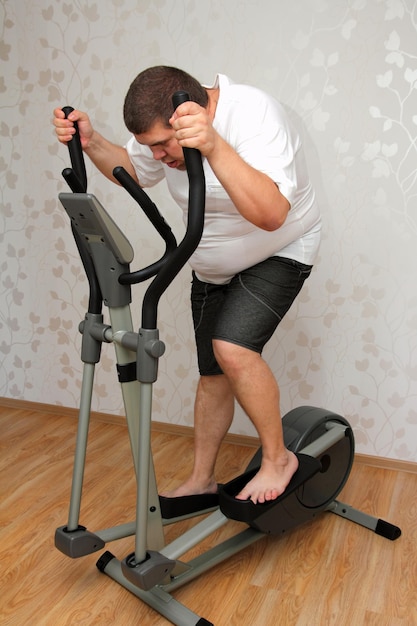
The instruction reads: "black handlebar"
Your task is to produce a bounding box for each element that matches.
[140,91,206,328]
[61,106,102,313]
[113,165,177,285]
[62,106,87,193]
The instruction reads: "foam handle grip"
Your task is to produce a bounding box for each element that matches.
[171,90,203,180]
[62,105,87,192]
[62,105,75,118]
[172,90,191,109]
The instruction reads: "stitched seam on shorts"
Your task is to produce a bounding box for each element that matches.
[238,274,283,321]
[193,282,209,333]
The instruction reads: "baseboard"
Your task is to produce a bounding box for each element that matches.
[2,397,416,474]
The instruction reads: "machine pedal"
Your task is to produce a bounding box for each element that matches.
[159,489,220,519]
[219,453,322,534]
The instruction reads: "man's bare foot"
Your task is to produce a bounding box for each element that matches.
[236,450,299,504]
[160,477,218,499]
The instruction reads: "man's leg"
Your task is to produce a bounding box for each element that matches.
[213,339,298,504]
[160,373,234,498]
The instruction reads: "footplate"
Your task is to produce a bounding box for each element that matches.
[218,453,322,534]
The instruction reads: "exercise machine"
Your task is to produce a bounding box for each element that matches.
[54,94,401,626]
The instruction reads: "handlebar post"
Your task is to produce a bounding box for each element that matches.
[140,91,206,330]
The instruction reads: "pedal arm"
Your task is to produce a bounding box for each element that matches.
[299,421,348,457]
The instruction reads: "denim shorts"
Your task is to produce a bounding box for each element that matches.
[191,256,313,375]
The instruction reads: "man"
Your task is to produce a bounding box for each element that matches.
[53,65,321,504]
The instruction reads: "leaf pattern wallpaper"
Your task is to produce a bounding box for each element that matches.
[1,0,416,462]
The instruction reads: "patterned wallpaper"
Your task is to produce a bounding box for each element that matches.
[1,0,416,462]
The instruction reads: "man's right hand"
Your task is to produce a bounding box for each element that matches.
[53,108,93,150]
[52,107,139,185]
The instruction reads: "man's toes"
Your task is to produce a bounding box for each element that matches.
[267,488,279,501]
[236,488,250,501]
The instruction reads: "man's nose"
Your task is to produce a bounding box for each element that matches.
[152,146,166,160]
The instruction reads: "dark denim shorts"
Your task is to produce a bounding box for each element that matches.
[191,256,312,375]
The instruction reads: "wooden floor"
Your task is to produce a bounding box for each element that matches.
[1,405,416,626]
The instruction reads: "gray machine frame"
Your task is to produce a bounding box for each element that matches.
[54,101,401,626]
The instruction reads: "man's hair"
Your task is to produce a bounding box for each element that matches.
[123,66,209,134]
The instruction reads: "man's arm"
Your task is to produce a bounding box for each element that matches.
[169,102,290,231]
[203,135,290,231]
[53,108,138,185]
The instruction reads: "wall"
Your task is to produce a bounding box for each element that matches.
[1,0,416,462]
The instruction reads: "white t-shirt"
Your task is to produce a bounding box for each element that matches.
[126,74,321,284]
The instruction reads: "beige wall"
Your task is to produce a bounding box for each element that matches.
[1,0,416,462]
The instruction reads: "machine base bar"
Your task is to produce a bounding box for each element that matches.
[98,551,214,626]
[327,500,401,540]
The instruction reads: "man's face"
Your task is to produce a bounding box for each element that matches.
[135,121,186,170]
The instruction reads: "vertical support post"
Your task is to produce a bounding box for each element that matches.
[108,306,165,553]
[134,381,154,563]
[67,362,96,531]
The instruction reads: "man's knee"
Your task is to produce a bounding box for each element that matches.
[198,373,234,404]
[199,372,232,391]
